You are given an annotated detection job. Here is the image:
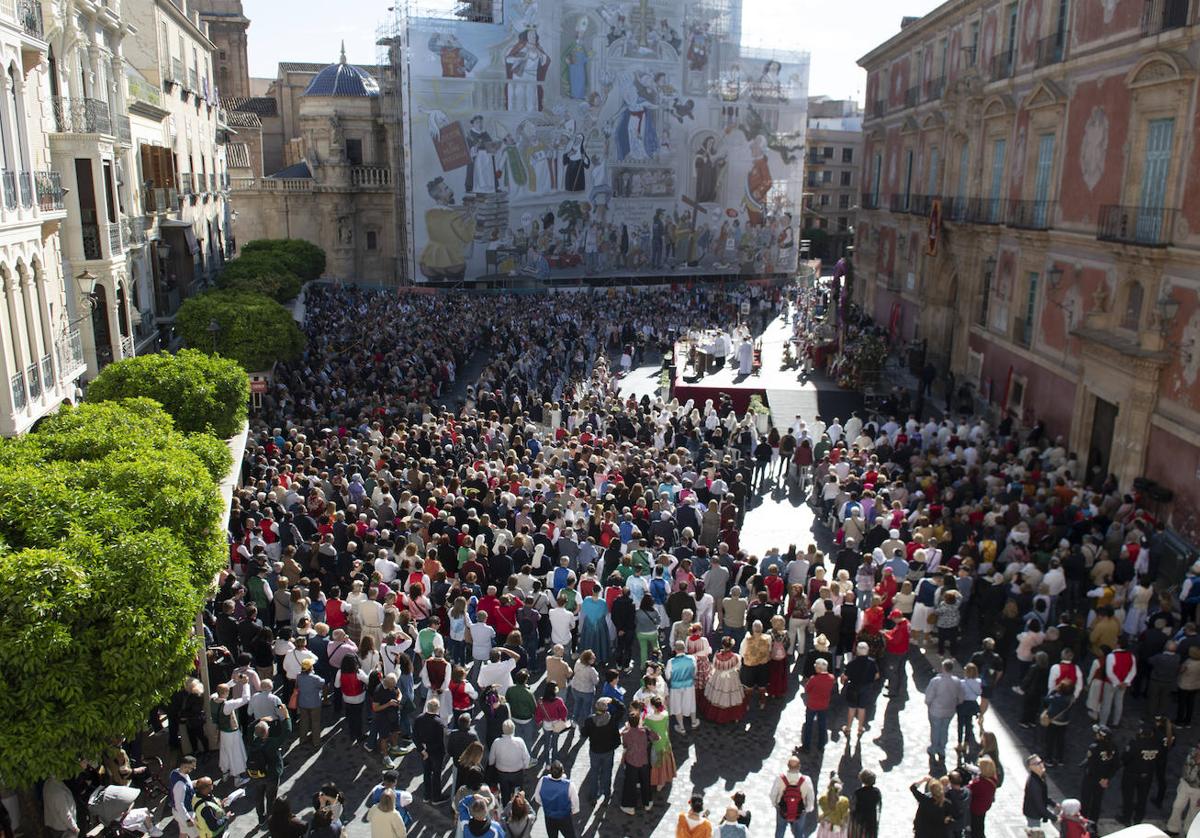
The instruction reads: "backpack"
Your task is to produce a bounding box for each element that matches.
[246,744,268,779]
[778,774,805,822]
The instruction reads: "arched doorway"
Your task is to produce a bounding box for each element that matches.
[91,284,112,368]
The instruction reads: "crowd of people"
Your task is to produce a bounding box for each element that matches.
[40,281,1200,838]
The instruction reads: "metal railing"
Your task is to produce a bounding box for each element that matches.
[17,0,42,38]
[81,224,102,260]
[26,362,39,399]
[861,191,879,211]
[1014,316,1033,348]
[18,171,30,208]
[350,166,391,187]
[40,354,52,392]
[188,68,198,91]
[170,58,183,84]
[125,216,148,246]
[870,100,885,119]
[904,85,919,108]
[1143,0,1190,34]
[142,185,176,213]
[116,114,131,145]
[108,221,123,256]
[964,44,978,67]
[2,170,16,210]
[57,328,86,381]
[179,173,194,196]
[10,370,24,410]
[1007,199,1055,230]
[52,96,112,135]
[962,196,1005,224]
[889,192,911,213]
[119,335,134,359]
[1035,33,1067,67]
[925,76,945,101]
[942,196,970,222]
[990,51,1015,81]
[35,170,63,211]
[908,194,937,216]
[1097,204,1176,247]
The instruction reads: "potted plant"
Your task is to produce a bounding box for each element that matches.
[747,394,770,434]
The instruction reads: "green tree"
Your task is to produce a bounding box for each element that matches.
[0,400,225,791]
[176,290,305,372]
[240,238,326,281]
[216,252,302,303]
[87,349,249,438]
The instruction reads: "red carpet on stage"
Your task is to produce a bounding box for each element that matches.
[671,342,767,413]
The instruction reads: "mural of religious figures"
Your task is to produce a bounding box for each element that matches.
[428,33,478,78]
[743,135,772,225]
[693,135,727,203]
[561,19,593,100]
[505,28,551,111]
[752,60,787,103]
[499,133,527,196]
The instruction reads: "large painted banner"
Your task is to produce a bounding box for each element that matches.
[404,0,808,282]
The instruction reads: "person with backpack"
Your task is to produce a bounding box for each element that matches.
[769,756,813,837]
[192,776,233,838]
[247,715,291,824]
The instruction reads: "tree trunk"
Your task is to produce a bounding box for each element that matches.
[14,787,43,838]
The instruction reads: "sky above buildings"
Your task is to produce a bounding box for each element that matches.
[243,0,945,101]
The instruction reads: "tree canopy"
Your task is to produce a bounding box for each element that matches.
[0,399,226,788]
[176,290,305,372]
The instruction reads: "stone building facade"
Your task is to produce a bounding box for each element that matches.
[855,0,1200,542]
[227,50,398,283]
[805,97,863,261]
[190,0,251,100]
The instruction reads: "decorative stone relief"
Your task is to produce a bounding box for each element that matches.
[1011,127,1027,187]
[1080,107,1109,192]
[1180,310,1200,388]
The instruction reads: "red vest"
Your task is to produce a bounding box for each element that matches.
[340,671,365,697]
[1055,662,1079,686]
[1109,650,1134,684]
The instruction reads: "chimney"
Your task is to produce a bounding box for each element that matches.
[900,16,920,28]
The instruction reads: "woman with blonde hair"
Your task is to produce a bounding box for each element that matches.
[817,773,851,838]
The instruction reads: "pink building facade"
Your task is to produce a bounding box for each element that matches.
[855,0,1200,543]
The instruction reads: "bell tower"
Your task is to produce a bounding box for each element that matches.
[191,0,252,100]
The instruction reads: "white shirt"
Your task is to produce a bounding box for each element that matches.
[375,557,399,584]
[769,770,815,813]
[283,648,318,681]
[549,607,576,646]
[478,657,517,691]
[488,734,531,772]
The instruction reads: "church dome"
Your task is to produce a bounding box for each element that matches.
[304,44,379,98]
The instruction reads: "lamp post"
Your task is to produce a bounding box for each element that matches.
[206,318,222,353]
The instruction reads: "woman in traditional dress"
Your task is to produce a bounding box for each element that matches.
[685,623,712,691]
[644,695,677,790]
[767,615,791,698]
[816,774,851,838]
[579,587,610,664]
[700,636,746,724]
[739,620,771,709]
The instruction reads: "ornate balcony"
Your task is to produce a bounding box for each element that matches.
[35,170,63,211]
[1007,199,1055,230]
[52,97,112,135]
[1097,204,1176,247]
[1143,0,1190,35]
[17,0,43,38]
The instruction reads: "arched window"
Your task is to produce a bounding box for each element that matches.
[1121,281,1144,331]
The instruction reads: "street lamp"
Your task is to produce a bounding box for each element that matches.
[1046,264,1065,290]
[206,318,222,352]
[983,255,997,275]
[1157,295,1181,336]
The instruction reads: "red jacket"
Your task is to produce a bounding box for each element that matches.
[884,620,910,655]
[803,672,836,711]
[968,776,996,815]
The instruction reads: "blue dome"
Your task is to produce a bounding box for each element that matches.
[304,53,379,98]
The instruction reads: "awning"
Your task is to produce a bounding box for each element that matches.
[160,220,201,254]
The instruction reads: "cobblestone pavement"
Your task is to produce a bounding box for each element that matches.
[203,313,1196,838]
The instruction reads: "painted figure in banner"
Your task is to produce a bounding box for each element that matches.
[694,136,727,204]
[505,28,551,112]
[460,115,494,194]
[686,21,710,71]
[464,116,493,194]
[612,73,659,162]
[419,177,477,281]
[427,33,477,78]
[561,19,592,100]
[753,59,787,103]
[563,133,591,192]
[499,133,527,196]
[743,135,772,226]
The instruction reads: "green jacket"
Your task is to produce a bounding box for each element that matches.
[247,717,291,778]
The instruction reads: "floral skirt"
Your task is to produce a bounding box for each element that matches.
[700,668,747,724]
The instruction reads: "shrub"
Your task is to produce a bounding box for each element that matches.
[0,400,226,788]
[241,238,326,281]
[217,251,302,302]
[177,290,305,372]
[87,349,249,438]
